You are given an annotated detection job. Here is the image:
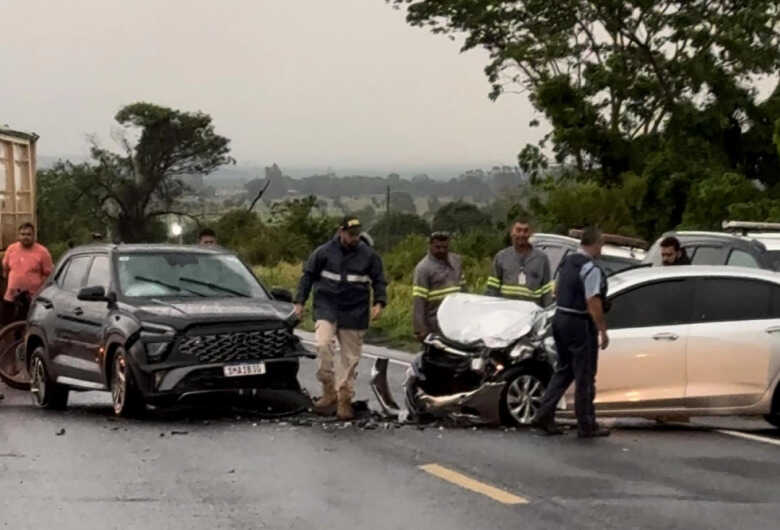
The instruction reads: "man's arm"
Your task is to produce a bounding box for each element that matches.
[369,253,387,320]
[412,264,431,339]
[293,248,323,318]
[582,264,608,349]
[485,254,502,296]
[539,254,554,306]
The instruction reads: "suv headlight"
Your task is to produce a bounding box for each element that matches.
[140,322,176,362]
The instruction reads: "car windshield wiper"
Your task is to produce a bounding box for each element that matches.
[179,277,249,298]
[133,275,206,297]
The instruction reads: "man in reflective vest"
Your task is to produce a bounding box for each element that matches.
[485,219,553,306]
[294,216,387,420]
[412,231,465,341]
[533,226,611,438]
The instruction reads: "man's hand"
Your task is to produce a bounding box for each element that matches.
[293,303,304,320]
[414,331,427,342]
[371,304,383,321]
[599,330,609,350]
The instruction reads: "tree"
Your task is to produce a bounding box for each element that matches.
[390,191,417,214]
[391,1,780,182]
[37,161,112,253]
[432,201,492,233]
[88,102,234,241]
[372,212,431,251]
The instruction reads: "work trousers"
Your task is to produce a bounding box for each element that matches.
[536,312,599,434]
[314,320,365,397]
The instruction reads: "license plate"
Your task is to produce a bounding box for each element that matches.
[223,362,266,377]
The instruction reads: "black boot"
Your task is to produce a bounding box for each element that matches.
[531,416,565,436]
[578,424,610,438]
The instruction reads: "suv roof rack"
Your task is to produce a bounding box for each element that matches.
[568,229,649,250]
[722,220,780,235]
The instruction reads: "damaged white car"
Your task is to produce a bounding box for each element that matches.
[371,294,556,426]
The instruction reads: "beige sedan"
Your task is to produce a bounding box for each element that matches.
[561,266,780,428]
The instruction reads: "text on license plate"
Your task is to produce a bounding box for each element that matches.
[223,362,266,377]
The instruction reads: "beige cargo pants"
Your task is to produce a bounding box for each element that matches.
[314,320,365,397]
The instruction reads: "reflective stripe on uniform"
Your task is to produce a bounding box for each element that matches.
[498,281,555,299]
[321,270,371,283]
[428,285,462,301]
[413,285,430,299]
[321,270,341,282]
[486,276,501,288]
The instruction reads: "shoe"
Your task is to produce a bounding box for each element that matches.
[0,393,4,401]
[336,390,354,421]
[531,418,565,436]
[313,382,337,415]
[578,426,611,438]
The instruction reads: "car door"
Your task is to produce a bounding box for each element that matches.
[77,254,112,383]
[574,278,695,411]
[52,254,100,381]
[685,277,780,409]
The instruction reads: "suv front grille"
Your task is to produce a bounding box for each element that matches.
[177,327,293,363]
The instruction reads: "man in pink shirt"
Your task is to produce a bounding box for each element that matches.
[2,222,53,319]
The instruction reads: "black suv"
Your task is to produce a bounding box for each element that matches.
[644,231,773,269]
[24,244,311,415]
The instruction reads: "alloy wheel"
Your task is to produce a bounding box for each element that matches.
[112,355,127,414]
[506,374,545,425]
[30,357,46,406]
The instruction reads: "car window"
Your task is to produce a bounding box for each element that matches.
[607,279,695,329]
[693,278,773,322]
[766,250,780,272]
[690,246,723,265]
[538,244,568,274]
[596,255,639,275]
[726,249,759,269]
[61,256,92,292]
[85,255,110,289]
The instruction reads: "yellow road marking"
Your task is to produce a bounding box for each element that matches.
[419,463,529,505]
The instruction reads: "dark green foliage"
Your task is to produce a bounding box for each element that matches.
[432,200,493,233]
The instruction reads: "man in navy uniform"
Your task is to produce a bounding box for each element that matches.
[533,226,611,438]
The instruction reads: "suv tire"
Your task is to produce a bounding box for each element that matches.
[29,347,69,410]
[111,348,144,417]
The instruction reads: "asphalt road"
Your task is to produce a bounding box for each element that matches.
[1,341,779,530]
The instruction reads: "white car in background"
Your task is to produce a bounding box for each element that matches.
[722,221,780,271]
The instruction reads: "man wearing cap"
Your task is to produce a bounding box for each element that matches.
[412,232,465,341]
[294,216,387,420]
[486,218,553,306]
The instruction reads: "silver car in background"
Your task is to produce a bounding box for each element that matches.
[563,266,780,428]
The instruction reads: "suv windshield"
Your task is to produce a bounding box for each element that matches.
[117,252,268,299]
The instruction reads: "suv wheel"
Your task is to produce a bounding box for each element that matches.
[111,348,144,417]
[29,347,69,410]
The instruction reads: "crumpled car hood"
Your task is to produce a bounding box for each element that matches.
[437,293,542,349]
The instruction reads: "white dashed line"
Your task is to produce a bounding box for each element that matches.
[716,429,780,447]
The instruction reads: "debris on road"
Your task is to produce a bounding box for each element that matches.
[55,428,65,436]
[171,430,189,436]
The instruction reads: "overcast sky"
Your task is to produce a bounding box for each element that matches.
[0,0,544,172]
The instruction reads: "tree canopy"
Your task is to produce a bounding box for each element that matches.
[391,0,780,235]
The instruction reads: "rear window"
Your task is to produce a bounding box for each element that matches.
[766,250,780,271]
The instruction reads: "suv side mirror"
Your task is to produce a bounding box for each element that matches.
[77,286,107,302]
[271,287,293,303]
